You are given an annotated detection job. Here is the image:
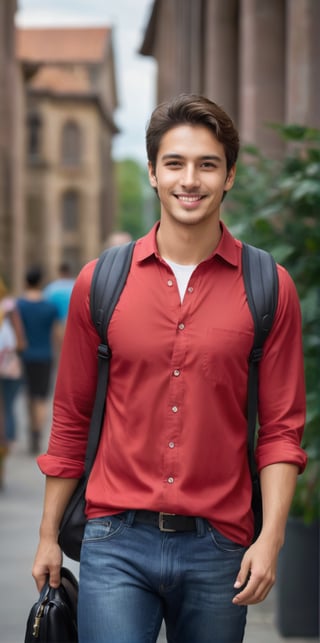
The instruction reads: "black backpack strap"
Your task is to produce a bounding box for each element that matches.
[90,241,136,341]
[242,243,279,361]
[242,242,279,537]
[84,241,135,475]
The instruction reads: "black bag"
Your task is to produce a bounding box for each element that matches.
[242,243,279,540]
[58,241,278,560]
[58,241,135,561]
[24,567,78,643]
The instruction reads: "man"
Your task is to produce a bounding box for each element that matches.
[32,94,306,643]
[43,262,75,350]
[17,267,59,454]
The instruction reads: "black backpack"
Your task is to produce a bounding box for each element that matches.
[88,240,279,540]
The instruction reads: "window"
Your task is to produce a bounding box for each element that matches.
[62,191,79,231]
[61,247,81,276]
[61,121,82,165]
[27,112,42,159]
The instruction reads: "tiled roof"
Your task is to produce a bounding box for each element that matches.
[16,27,111,63]
[28,66,91,94]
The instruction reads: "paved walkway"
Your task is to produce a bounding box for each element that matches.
[0,392,317,642]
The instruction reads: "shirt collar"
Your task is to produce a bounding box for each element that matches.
[135,220,240,268]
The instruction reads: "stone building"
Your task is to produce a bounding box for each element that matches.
[140,0,320,158]
[16,26,119,280]
[0,0,25,292]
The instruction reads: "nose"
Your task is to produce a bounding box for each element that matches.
[180,163,200,189]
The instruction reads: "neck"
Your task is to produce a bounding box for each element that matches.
[24,288,42,301]
[156,219,222,265]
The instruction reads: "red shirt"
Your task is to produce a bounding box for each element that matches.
[38,222,307,545]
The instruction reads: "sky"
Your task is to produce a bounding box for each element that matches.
[16,0,157,163]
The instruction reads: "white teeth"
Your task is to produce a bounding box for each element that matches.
[178,195,201,202]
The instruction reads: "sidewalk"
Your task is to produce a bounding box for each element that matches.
[0,394,318,642]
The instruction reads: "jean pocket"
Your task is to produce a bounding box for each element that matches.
[208,525,246,553]
[83,515,126,543]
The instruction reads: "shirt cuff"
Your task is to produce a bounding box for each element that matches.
[256,446,307,475]
[37,453,84,478]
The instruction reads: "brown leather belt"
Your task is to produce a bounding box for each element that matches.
[134,510,197,532]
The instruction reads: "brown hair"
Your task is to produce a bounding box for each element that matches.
[146,93,239,173]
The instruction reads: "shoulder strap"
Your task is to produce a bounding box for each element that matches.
[84,241,135,476]
[90,241,136,341]
[242,242,279,532]
[242,243,279,362]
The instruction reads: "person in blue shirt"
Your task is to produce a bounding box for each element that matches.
[17,266,59,454]
[43,262,75,352]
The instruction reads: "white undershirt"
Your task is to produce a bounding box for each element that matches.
[165,259,197,302]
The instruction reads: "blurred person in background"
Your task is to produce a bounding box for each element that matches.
[105,230,133,248]
[17,267,59,455]
[0,277,26,450]
[43,261,75,352]
[0,393,5,489]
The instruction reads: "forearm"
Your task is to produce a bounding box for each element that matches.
[259,462,299,549]
[233,462,299,605]
[33,476,79,590]
[39,475,79,541]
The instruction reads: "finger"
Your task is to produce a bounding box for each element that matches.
[48,565,61,588]
[234,557,251,591]
[233,576,273,605]
[33,570,48,593]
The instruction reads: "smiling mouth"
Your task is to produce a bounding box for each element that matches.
[175,194,205,203]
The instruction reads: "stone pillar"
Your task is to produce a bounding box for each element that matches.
[175,0,203,94]
[286,0,320,128]
[11,65,26,294]
[239,0,286,157]
[203,0,238,123]
[0,0,17,286]
[152,0,179,101]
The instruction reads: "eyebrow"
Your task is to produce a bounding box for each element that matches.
[161,153,223,163]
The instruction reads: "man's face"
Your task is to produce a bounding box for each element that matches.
[148,124,235,228]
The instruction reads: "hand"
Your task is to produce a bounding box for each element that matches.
[232,537,279,605]
[32,538,63,592]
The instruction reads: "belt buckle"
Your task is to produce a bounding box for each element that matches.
[159,512,176,532]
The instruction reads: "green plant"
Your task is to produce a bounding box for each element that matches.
[225,125,320,524]
[115,159,155,238]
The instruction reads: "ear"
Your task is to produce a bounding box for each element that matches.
[148,161,157,188]
[224,164,236,193]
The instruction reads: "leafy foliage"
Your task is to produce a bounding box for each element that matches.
[115,159,153,238]
[225,126,320,523]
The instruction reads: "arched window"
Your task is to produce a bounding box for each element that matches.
[61,120,82,165]
[27,112,42,159]
[62,190,79,231]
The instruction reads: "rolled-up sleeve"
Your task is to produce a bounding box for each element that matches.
[256,265,307,474]
[37,259,100,478]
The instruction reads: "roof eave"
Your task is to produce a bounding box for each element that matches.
[139,0,159,56]
[27,88,120,134]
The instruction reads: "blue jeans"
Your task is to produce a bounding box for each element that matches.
[78,511,247,643]
[0,378,21,441]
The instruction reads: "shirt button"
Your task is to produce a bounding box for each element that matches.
[172,406,178,413]
[168,477,174,484]
[188,286,193,293]
[173,369,180,377]
[167,279,173,287]
[178,323,185,330]
[168,441,175,448]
